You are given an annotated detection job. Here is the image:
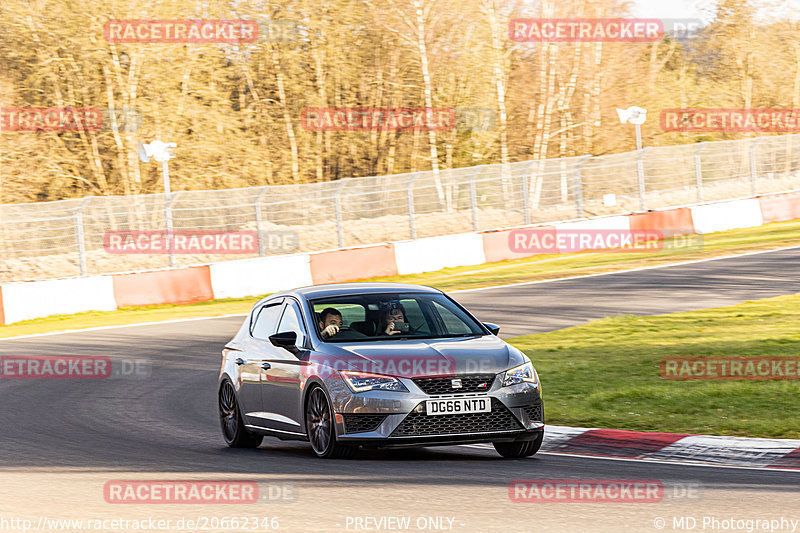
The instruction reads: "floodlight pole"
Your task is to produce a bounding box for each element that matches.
[634,123,643,151]
[162,160,171,196]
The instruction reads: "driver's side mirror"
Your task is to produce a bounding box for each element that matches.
[269,331,299,353]
[483,322,500,336]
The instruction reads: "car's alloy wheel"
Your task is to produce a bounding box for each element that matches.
[219,380,263,448]
[493,430,544,458]
[305,386,357,459]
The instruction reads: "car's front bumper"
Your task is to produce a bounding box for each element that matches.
[326,375,544,446]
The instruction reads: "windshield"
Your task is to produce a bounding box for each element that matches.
[310,292,485,342]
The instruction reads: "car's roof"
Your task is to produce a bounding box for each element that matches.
[269,282,442,301]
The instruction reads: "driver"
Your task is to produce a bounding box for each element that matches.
[318,307,343,338]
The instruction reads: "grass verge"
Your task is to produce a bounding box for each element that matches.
[2,219,800,339]
[511,293,800,438]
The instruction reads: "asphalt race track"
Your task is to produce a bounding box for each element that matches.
[456,246,800,337]
[1,247,799,532]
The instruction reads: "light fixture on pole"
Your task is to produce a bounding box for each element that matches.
[137,140,177,194]
[616,106,647,151]
[616,106,649,211]
[138,140,178,267]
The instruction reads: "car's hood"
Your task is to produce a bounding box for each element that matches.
[312,335,525,378]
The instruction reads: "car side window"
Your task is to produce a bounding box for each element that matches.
[277,300,307,347]
[251,303,284,340]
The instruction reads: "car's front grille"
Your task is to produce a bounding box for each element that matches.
[342,414,387,434]
[523,403,544,423]
[413,374,495,395]
[390,398,522,437]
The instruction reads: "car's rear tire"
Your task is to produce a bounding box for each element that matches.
[219,380,263,448]
[305,386,358,459]
[493,431,544,458]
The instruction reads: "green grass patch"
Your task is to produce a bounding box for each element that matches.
[510,293,800,438]
[2,219,800,339]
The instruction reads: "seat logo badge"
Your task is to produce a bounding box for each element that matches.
[451,379,462,389]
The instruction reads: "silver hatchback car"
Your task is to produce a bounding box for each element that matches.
[218,283,544,458]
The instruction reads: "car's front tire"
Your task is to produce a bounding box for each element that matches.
[493,431,544,458]
[305,385,357,459]
[219,380,263,448]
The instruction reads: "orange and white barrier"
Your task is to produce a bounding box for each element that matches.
[209,254,313,300]
[1,276,117,324]
[394,234,485,275]
[690,198,763,234]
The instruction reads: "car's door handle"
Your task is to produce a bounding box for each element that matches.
[234,358,245,365]
[262,362,272,370]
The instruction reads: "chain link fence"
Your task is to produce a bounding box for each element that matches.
[2,134,799,282]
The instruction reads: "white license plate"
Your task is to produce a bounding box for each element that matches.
[426,397,491,416]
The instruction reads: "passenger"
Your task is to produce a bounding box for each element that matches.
[381,305,407,336]
[318,307,343,338]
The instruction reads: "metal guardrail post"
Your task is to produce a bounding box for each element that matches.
[694,143,705,202]
[469,168,479,232]
[749,137,764,196]
[636,147,650,211]
[407,173,419,240]
[574,156,592,218]
[254,186,268,256]
[165,192,180,268]
[74,196,92,276]
[334,180,346,248]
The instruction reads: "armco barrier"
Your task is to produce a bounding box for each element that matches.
[5,190,800,326]
[759,191,800,223]
[394,233,486,275]
[309,244,397,284]
[112,266,213,307]
[629,207,694,237]
[1,276,117,324]
[209,254,313,300]
[690,198,763,234]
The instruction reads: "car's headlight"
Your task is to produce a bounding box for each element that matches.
[340,371,409,393]
[502,361,539,387]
